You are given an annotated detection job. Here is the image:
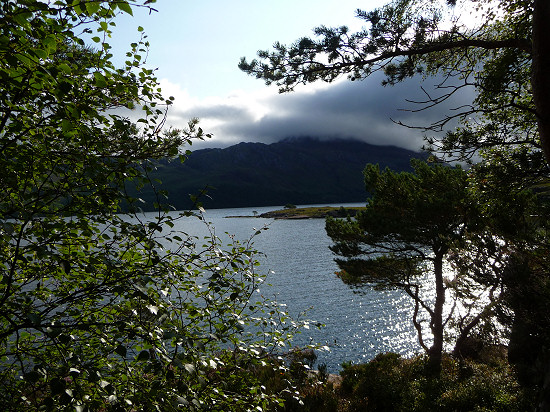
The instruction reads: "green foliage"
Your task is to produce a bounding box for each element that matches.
[260,352,535,411]
[338,353,534,412]
[239,0,452,92]
[340,353,407,410]
[254,348,340,412]
[334,256,422,289]
[239,0,530,96]
[0,1,305,410]
[327,160,470,266]
[326,159,479,370]
[360,160,470,246]
[500,251,550,401]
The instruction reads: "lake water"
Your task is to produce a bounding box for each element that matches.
[166,204,426,372]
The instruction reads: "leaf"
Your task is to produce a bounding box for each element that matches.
[72,2,83,15]
[85,1,101,15]
[24,370,41,383]
[58,63,71,74]
[43,34,57,49]
[117,2,133,15]
[146,305,158,315]
[93,71,107,87]
[13,12,32,28]
[61,119,72,133]
[50,378,65,395]
[137,350,150,361]
[33,48,48,59]
[27,313,41,325]
[15,53,32,67]
[183,363,195,375]
[115,344,127,357]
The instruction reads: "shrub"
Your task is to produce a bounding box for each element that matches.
[335,353,535,412]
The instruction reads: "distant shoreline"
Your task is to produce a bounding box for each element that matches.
[225,206,362,219]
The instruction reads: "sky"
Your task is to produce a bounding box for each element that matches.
[109,0,476,152]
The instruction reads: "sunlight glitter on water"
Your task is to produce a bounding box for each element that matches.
[155,205,478,372]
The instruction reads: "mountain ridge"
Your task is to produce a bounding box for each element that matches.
[136,137,428,210]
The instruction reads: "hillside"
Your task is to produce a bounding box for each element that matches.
[134,137,428,210]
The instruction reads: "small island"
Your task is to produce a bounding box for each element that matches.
[226,206,362,219]
[260,205,363,219]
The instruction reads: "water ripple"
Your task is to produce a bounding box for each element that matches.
[168,205,429,372]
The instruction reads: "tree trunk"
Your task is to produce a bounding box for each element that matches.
[453,315,483,359]
[532,0,550,165]
[428,251,445,375]
[530,3,550,408]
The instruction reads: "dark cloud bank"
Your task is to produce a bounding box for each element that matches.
[175,72,475,152]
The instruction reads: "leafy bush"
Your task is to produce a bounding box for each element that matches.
[336,353,534,412]
[256,348,340,412]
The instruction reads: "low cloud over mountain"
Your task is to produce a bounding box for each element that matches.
[163,72,474,151]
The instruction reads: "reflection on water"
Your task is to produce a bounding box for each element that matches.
[160,204,429,372]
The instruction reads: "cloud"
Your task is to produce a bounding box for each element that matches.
[161,73,475,152]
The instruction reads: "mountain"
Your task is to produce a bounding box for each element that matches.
[135,137,428,210]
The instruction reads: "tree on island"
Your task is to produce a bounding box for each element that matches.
[0,1,305,410]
